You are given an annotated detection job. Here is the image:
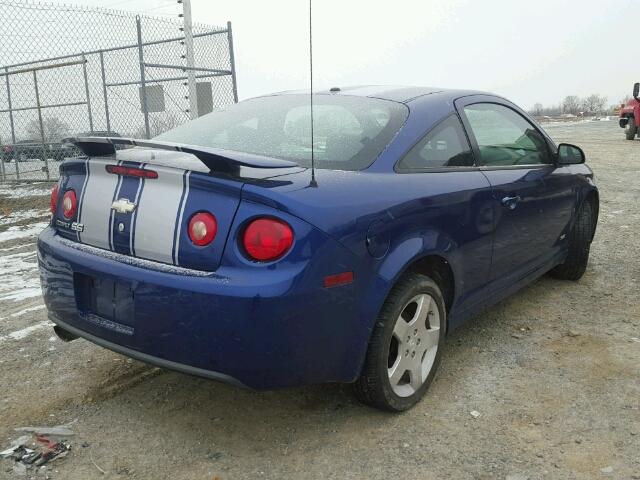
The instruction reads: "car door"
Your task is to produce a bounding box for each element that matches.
[455,96,576,285]
[396,114,495,314]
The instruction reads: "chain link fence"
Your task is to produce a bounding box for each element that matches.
[0,0,237,182]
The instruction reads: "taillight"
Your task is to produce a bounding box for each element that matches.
[62,190,77,219]
[242,218,294,262]
[188,212,217,246]
[50,184,60,215]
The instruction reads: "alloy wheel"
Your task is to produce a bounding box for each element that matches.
[387,293,441,397]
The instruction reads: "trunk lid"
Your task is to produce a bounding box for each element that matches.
[55,148,245,272]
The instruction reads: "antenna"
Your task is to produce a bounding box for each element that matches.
[308,0,317,187]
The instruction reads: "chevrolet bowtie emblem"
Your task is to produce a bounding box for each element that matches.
[111,198,136,214]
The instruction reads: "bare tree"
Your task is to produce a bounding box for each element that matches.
[562,96,581,115]
[25,117,70,142]
[581,94,608,115]
[532,103,544,116]
[132,112,184,138]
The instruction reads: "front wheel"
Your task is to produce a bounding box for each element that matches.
[354,273,445,412]
[625,117,637,140]
[549,201,595,281]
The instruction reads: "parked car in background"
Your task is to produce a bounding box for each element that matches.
[2,140,42,162]
[2,139,74,162]
[619,82,640,140]
[1,143,14,162]
[40,86,599,411]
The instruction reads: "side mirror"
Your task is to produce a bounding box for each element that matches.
[557,143,585,165]
[634,82,640,100]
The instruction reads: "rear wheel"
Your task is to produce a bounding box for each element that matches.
[354,273,445,411]
[625,116,637,140]
[549,201,595,281]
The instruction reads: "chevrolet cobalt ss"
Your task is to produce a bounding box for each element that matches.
[39,86,598,411]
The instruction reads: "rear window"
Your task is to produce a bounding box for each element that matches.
[155,94,408,171]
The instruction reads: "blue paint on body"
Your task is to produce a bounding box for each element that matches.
[39,86,598,389]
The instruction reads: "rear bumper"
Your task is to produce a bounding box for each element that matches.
[38,227,371,389]
[50,315,246,387]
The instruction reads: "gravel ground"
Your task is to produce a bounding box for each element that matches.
[0,121,638,480]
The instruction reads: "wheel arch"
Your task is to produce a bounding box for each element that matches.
[372,239,458,333]
[403,255,455,320]
[354,232,461,380]
[582,188,599,241]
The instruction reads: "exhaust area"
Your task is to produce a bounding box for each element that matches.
[53,325,79,342]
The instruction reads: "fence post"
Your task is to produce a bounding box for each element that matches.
[82,54,94,133]
[227,21,238,103]
[0,137,5,181]
[99,51,111,133]
[33,70,50,181]
[136,16,151,139]
[182,0,198,118]
[4,67,18,180]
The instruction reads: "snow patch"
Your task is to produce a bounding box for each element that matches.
[0,209,49,226]
[0,287,42,302]
[0,250,41,302]
[0,182,52,198]
[0,321,54,341]
[0,222,48,243]
[0,304,45,321]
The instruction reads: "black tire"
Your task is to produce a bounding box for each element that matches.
[549,201,595,281]
[354,273,446,412]
[625,117,637,140]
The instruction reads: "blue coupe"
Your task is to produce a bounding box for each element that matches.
[38,86,599,411]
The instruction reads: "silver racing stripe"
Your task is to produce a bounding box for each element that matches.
[128,163,146,256]
[78,159,120,250]
[173,171,190,266]
[133,166,187,265]
[108,161,125,251]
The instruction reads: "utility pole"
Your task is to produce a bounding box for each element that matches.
[180,0,198,119]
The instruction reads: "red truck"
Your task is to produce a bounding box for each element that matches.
[620,82,640,140]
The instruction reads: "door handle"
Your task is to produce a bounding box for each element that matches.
[501,195,521,210]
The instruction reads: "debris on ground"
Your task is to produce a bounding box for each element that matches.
[1,426,73,474]
[470,410,481,418]
[14,425,75,437]
[600,465,614,476]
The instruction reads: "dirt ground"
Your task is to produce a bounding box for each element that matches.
[0,121,638,480]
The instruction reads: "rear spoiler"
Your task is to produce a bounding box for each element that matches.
[64,137,298,173]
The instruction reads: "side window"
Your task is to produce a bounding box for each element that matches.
[397,115,474,171]
[464,103,551,166]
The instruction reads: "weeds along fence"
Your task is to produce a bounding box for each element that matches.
[0,0,238,182]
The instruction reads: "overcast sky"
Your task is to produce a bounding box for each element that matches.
[46,0,640,108]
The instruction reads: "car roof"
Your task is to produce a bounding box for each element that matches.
[268,85,490,104]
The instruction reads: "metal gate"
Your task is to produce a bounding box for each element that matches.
[1,59,92,181]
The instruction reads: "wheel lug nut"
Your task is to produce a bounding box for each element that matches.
[413,329,418,335]
[405,350,409,356]
[411,351,416,358]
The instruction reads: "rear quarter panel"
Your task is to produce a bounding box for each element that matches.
[242,92,497,337]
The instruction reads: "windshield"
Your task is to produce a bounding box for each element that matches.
[155,94,408,171]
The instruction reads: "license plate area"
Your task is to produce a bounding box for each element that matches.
[74,273,135,329]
